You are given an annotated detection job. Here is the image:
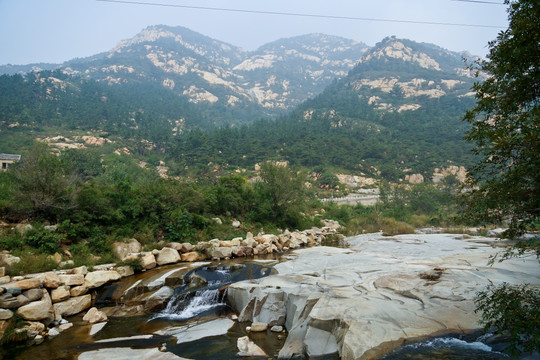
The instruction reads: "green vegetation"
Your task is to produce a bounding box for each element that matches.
[0,144,317,274]
[462,0,539,354]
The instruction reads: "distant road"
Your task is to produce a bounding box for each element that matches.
[319,194,380,206]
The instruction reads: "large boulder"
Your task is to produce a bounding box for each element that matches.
[112,238,142,260]
[53,294,91,318]
[84,271,121,288]
[156,247,181,266]
[0,253,20,270]
[140,253,156,270]
[206,246,232,259]
[143,286,174,312]
[17,291,54,321]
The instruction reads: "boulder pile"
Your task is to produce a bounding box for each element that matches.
[0,220,341,346]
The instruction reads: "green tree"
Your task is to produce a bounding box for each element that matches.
[8,142,80,221]
[254,162,307,227]
[463,0,539,354]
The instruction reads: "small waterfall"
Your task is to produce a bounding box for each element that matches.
[156,289,226,320]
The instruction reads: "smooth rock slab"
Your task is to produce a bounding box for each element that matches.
[78,347,188,360]
[228,233,540,360]
[156,318,234,343]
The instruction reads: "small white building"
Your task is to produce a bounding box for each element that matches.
[0,154,21,171]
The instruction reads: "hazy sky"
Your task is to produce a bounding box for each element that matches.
[0,0,509,65]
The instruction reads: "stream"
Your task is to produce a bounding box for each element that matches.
[0,253,527,360]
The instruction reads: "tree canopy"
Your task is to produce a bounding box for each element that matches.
[464,0,539,354]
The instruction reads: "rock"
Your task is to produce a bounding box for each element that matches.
[206,246,232,259]
[58,322,73,331]
[7,278,41,290]
[237,336,266,357]
[59,274,85,286]
[70,284,89,297]
[0,276,10,285]
[232,220,241,228]
[0,293,21,309]
[250,322,268,332]
[180,242,195,253]
[0,309,13,320]
[0,267,4,277]
[78,347,188,360]
[112,238,142,260]
[44,225,58,232]
[71,266,88,276]
[53,294,91,318]
[17,296,54,321]
[156,318,234,344]
[228,233,540,360]
[180,251,200,262]
[41,272,62,288]
[271,325,283,332]
[15,223,33,235]
[405,173,424,184]
[116,265,134,278]
[84,271,121,288]
[212,217,223,225]
[83,307,108,324]
[187,273,207,289]
[32,334,44,345]
[152,249,159,256]
[156,247,181,266]
[89,321,107,336]
[164,242,183,251]
[48,327,60,337]
[59,260,74,268]
[49,252,63,263]
[143,286,174,312]
[23,288,44,302]
[15,294,30,307]
[140,253,156,270]
[51,286,71,303]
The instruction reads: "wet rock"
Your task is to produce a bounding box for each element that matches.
[250,322,268,332]
[84,271,121,288]
[156,318,234,344]
[78,347,188,360]
[143,286,174,312]
[237,336,266,357]
[271,325,283,332]
[89,321,107,336]
[83,307,108,324]
[156,247,181,266]
[187,273,207,289]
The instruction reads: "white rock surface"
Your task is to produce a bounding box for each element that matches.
[78,347,189,360]
[227,233,540,360]
[155,318,234,343]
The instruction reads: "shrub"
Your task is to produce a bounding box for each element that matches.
[23,229,62,254]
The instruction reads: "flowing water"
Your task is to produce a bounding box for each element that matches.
[0,258,533,360]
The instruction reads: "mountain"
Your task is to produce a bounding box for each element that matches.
[168,36,478,180]
[1,25,367,122]
[0,32,479,181]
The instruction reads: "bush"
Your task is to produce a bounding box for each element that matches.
[23,228,62,254]
[10,253,59,275]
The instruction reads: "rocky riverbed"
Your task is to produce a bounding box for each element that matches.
[228,232,540,359]
[1,230,538,359]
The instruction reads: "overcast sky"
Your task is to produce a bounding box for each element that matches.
[0,0,509,65]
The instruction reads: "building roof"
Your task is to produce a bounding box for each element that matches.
[0,154,21,161]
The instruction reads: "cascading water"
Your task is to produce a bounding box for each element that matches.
[151,263,272,322]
